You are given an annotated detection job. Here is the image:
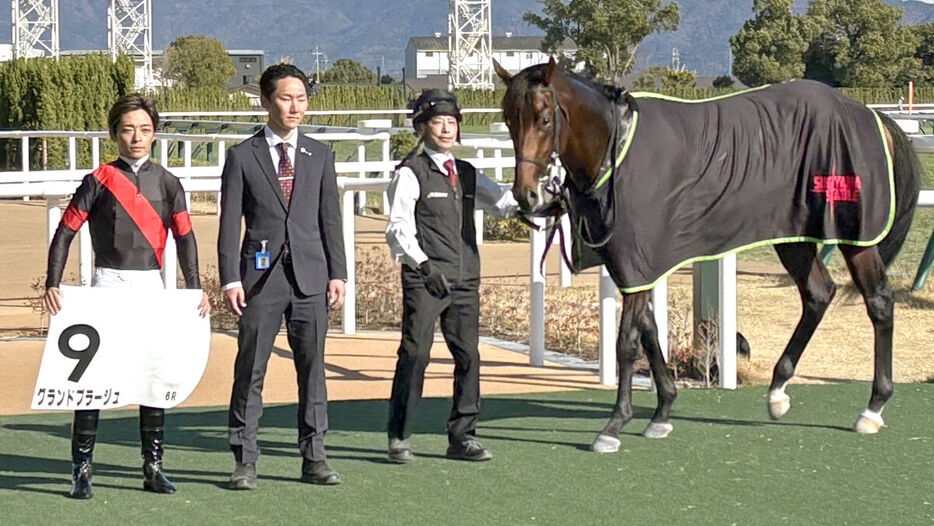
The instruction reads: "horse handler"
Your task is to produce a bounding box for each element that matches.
[43,94,210,499]
[384,89,518,463]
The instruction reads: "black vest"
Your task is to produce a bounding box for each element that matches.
[402,152,480,285]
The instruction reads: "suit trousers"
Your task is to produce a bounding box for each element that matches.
[228,259,329,463]
[388,280,481,443]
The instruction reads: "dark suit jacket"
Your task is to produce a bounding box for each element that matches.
[218,130,347,297]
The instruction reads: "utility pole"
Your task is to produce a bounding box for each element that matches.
[310,46,327,83]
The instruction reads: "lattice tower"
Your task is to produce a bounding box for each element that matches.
[11,0,59,59]
[448,0,493,90]
[108,0,154,90]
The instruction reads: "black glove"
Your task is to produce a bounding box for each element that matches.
[418,261,450,299]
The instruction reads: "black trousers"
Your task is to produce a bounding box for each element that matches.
[228,260,329,463]
[388,279,481,443]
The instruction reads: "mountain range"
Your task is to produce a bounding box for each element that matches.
[1,0,934,77]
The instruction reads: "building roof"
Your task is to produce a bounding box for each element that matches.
[408,35,576,52]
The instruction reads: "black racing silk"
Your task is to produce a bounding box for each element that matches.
[569,80,895,293]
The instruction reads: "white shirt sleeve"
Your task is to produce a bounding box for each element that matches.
[385,166,429,270]
[475,171,519,219]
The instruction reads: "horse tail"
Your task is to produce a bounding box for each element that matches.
[876,113,922,268]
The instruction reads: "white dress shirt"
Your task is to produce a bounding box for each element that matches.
[263,124,298,173]
[119,154,149,173]
[385,146,519,270]
[222,125,300,291]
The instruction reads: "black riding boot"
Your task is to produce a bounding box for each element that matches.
[140,406,176,494]
[69,410,98,499]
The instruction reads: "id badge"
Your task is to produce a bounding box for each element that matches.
[255,240,271,270]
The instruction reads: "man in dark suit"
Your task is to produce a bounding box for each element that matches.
[218,64,346,490]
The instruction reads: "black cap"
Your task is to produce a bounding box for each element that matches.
[411,88,462,127]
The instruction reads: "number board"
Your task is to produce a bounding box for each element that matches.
[31,286,211,411]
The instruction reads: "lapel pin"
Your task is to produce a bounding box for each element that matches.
[300,147,312,156]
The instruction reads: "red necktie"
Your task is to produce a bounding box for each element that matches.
[443,159,458,190]
[277,142,294,203]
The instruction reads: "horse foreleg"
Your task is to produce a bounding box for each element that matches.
[840,246,894,434]
[591,292,647,453]
[769,243,836,420]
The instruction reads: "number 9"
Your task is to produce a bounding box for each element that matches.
[58,324,101,382]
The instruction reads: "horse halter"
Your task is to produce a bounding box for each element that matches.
[515,85,568,204]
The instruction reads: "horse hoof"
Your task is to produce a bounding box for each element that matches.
[854,411,884,434]
[643,422,673,439]
[768,392,791,420]
[591,434,621,454]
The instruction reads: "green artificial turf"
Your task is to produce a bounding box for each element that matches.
[1,384,933,525]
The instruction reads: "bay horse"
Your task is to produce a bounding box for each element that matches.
[495,58,921,453]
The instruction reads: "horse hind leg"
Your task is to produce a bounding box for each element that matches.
[839,245,894,434]
[768,243,836,420]
[639,297,676,439]
[592,292,650,453]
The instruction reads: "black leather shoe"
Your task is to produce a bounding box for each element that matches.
[301,460,341,485]
[68,461,93,499]
[446,438,493,462]
[229,462,257,490]
[143,461,177,494]
[388,438,413,464]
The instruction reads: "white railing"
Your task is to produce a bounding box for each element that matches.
[5,127,934,390]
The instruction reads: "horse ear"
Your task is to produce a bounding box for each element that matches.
[543,56,557,86]
[493,59,512,83]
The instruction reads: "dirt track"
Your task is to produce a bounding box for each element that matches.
[2,199,934,417]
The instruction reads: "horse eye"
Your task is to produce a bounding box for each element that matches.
[542,116,551,126]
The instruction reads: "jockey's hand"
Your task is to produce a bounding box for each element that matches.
[225,286,247,316]
[43,287,62,315]
[419,261,450,299]
[327,279,345,310]
[197,291,211,318]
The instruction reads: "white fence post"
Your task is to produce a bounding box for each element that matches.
[653,279,668,362]
[163,236,177,290]
[91,137,100,167]
[599,266,617,386]
[356,143,367,215]
[216,140,225,217]
[341,187,356,335]
[79,225,92,286]
[381,135,390,214]
[46,197,61,247]
[718,255,737,389]
[560,214,572,288]
[529,217,546,366]
[183,140,193,211]
[68,136,76,170]
[475,149,484,246]
[21,136,29,201]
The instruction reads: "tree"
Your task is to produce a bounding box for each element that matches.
[906,23,934,85]
[729,0,815,87]
[712,75,734,89]
[660,68,695,89]
[163,35,236,90]
[380,74,396,85]
[524,0,680,83]
[319,59,377,84]
[803,0,920,87]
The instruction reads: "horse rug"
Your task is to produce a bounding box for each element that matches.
[569,80,895,293]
